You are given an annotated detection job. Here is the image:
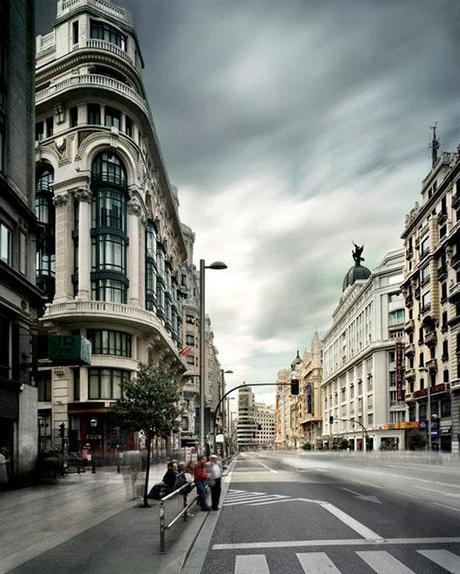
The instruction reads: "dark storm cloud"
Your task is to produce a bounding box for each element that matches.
[36,0,460,402]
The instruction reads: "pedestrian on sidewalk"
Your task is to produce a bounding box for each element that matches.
[120,450,142,500]
[191,455,210,511]
[206,455,222,511]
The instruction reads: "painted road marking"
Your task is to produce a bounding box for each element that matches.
[212,536,460,551]
[432,502,460,513]
[296,552,341,573]
[357,550,415,573]
[225,496,289,507]
[319,501,383,540]
[234,554,269,574]
[418,549,460,573]
[396,492,419,499]
[342,487,382,504]
[254,460,278,473]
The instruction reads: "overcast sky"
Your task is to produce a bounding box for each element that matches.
[37,0,460,406]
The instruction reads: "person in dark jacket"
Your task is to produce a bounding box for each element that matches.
[162,461,177,491]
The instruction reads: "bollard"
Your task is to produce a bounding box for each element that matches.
[159,503,166,552]
[92,459,96,474]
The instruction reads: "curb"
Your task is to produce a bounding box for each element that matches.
[180,458,236,574]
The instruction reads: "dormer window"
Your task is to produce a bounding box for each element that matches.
[90,19,127,51]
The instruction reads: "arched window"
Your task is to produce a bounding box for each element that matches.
[35,165,55,300]
[91,152,128,303]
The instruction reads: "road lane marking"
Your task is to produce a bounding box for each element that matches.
[319,502,383,540]
[417,549,460,573]
[342,488,382,504]
[396,492,419,499]
[357,550,416,573]
[250,498,304,507]
[432,502,460,513]
[412,485,460,498]
[234,554,269,574]
[212,536,460,551]
[296,552,341,573]
[225,496,288,507]
[254,461,278,473]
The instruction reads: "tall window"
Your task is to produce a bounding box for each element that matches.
[87,329,131,357]
[0,223,11,265]
[104,106,121,130]
[37,370,52,402]
[88,368,129,399]
[35,166,56,300]
[91,152,128,303]
[156,243,165,320]
[145,220,157,312]
[90,20,127,51]
[87,104,101,125]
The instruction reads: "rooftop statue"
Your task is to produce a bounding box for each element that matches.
[352,243,365,266]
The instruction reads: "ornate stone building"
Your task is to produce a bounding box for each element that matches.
[0,0,42,484]
[401,141,460,453]
[34,0,187,457]
[322,248,409,451]
[298,333,323,449]
[275,367,298,449]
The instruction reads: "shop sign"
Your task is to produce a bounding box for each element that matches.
[413,383,445,399]
[383,421,419,430]
[86,433,102,440]
[48,335,91,366]
[306,383,312,414]
[395,342,404,401]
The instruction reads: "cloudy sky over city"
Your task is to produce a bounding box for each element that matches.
[37,0,460,405]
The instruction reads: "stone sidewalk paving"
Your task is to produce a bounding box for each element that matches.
[0,462,203,574]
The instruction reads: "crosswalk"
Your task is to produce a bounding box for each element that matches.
[224,489,294,508]
[233,549,460,573]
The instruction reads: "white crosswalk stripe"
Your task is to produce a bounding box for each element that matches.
[356,551,416,573]
[231,549,460,573]
[296,552,341,573]
[417,549,460,573]
[224,489,291,507]
[234,554,269,574]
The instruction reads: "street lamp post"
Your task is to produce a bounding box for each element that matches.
[199,259,227,455]
[90,417,97,473]
[218,369,233,455]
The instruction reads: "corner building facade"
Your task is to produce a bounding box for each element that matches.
[322,249,409,451]
[35,0,187,457]
[402,149,460,453]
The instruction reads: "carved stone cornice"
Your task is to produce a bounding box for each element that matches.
[127,198,142,217]
[53,193,68,207]
[73,187,92,203]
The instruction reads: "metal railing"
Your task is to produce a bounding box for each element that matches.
[159,481,197,553]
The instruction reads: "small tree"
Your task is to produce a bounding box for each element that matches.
[110,364,183,507]
[408,429,427,451]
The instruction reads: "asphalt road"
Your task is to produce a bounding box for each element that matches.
[200,452,460,574]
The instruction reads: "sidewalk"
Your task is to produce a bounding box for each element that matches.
[0,462,205,574]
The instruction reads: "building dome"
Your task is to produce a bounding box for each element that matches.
[290,350,302,371]
[342,243,371,291]
[342,264,371,291]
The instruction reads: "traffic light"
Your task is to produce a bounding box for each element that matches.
[329,415,334,425]
[59,423,65,438]
[290,379,299,395]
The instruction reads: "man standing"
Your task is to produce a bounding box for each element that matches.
[206,455,222,511]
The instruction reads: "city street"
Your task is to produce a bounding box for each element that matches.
[197,452,460,574]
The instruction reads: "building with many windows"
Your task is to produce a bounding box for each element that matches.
[35,0,187,458]
[322,247,410,451]
[402,142,460,453]
[237,384,257,449]
[0,0,43,484]
[254,402,275,447]
[275,367,298,449]
[298,333,323,449]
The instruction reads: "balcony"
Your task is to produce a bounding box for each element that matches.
[426,358,438,371]
[424,331,437,346]
[448,280,460,302]
[57,0,132,24]
[80,39,135,67]
[404,343,415,357]
[36,74,148,116]
[42,300,185,364]
[404,318,415,332]
[405,368,415,380]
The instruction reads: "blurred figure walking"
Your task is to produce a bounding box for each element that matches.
[206,455,222,511]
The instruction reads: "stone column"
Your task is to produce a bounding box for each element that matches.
[74,188,92,301]
[53,192,73,302]
[127,198,141,306]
